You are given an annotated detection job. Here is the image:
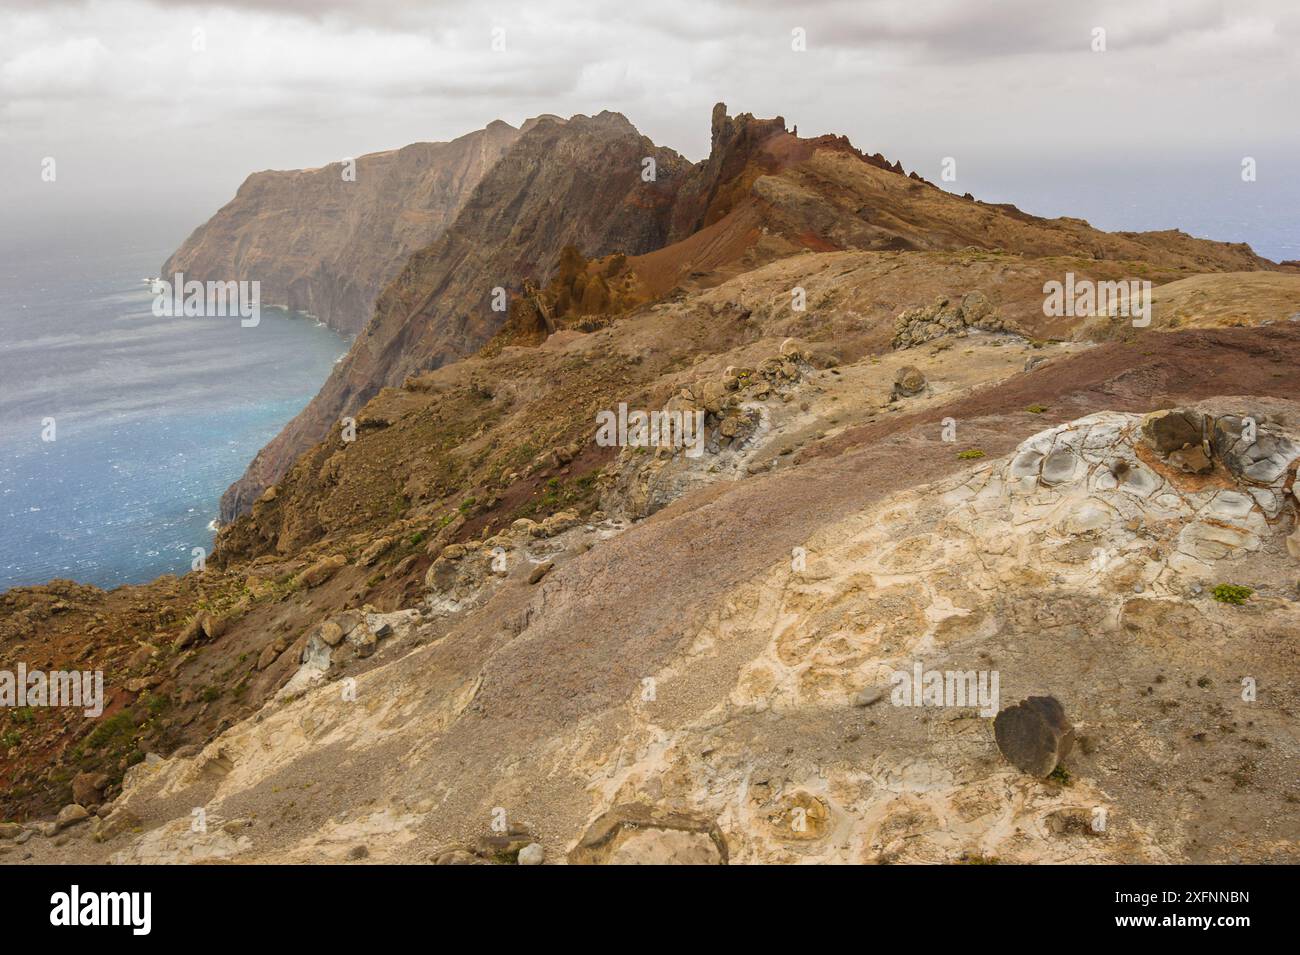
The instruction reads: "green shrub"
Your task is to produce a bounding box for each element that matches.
[1211,584,1252,605]
[957,449,985,460]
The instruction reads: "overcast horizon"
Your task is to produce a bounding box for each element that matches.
[2,0,1298,260]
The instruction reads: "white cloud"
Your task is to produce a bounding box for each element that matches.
[1,0,1296,251]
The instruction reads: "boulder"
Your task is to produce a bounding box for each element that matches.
[256,638,290,671]
[71,772,108,807]
[528,562,554,585]
[173,616,203,650]
[892,365,927,399]
[296,554,347,588]
[1141,409,1203,454]
[517,843,545,865]
[314,619,347,647]
[197,611,228,641]
[91,808,141,844]
[55,803,91,831]
[994,695,1075,777]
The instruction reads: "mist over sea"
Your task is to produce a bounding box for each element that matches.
[0,232,346,593]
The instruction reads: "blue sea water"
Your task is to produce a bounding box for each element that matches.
[0,241,347,592]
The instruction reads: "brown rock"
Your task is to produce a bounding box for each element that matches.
[90,808,140,844]
[359,537,394,567]
[71,772,107,807]
[256,638,290,671]
[892,365,927,398]
[55,804,90,830]
[994,696,1075,777]
[1141,409,1204,454]
[297,554,346,588]
[528,562,554,585]
[1168,444,1213,474]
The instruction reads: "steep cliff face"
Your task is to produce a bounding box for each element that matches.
[219,111,693,519]
[162,121,521,336]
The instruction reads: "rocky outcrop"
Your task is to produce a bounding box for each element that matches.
[164,121,520,336]
[892,291,1012,348]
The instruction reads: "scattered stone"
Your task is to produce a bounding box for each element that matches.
[517,843,545,865]
[433,849,481,865]
[528,562,554,585]
[0,822,22,840]
[346,845,369,860]
[55,803,91,831]
[892,292,1009,349]
[852,687,884,708]
[296,554,347,588]
[359,537,393,567]
[994,696,1076,777]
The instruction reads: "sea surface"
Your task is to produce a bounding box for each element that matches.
[0,240,347,592]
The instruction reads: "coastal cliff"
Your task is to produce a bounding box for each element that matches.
[162,120,521,336]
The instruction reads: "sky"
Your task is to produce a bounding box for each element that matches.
[2,0,1297,259]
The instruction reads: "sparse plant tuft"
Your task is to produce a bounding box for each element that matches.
[1211,584,1252,605]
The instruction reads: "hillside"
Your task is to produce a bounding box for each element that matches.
[2,106,1297,865]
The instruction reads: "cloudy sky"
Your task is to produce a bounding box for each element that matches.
[3,0,1297,258]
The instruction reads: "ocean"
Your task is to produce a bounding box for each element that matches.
[0,238,347,593]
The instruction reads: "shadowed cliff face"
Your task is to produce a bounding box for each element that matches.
[162,121,521,336]
[217,111,695,519]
